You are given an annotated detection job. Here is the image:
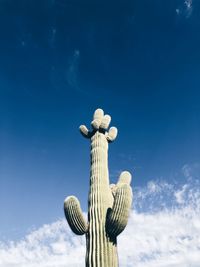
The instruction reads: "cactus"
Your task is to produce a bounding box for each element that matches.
[64,108,133,267]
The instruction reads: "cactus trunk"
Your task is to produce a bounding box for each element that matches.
[86,131,117,267]
[64,108,133,267]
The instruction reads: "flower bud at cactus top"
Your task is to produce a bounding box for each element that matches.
[79,125,89,137]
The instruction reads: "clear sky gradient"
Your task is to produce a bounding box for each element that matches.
[0,0,200,241]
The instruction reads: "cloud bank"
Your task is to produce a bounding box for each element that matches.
[0,165,199,267]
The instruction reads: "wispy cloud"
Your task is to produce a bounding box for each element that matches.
[176,0,193,18]
[0,166,199,267]
[182,162,200,180]
[66,49,80,90]
[66,49,90,96]
[185,0,193,13]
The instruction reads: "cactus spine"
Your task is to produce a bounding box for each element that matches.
[64,108,132,267]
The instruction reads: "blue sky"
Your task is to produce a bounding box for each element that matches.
[0,0,200,256]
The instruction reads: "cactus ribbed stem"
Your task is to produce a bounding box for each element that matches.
[86,131,116,266]
[64,108,133,267]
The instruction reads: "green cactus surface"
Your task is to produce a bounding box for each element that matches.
[64,108,133,267]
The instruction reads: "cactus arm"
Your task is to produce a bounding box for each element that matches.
[64,196,88,235]
[106,127,118,142]
[100,114,111,130]
[79,125,92,138]
[106,184,132,237]
[117,171,132,186]
[106,171,132,237]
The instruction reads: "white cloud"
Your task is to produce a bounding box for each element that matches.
[0,170,200,267]
[174,184,188,204]
[0,220,85,267]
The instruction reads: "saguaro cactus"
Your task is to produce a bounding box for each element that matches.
[64,108,132,267]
